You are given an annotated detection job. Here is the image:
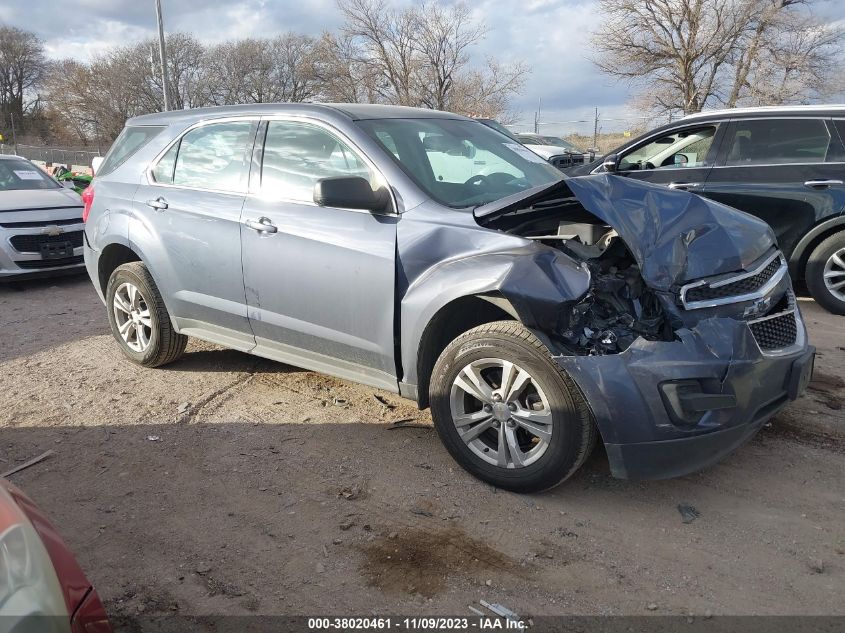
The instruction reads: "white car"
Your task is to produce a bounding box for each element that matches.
[0,155,85,280]
[515,134,592,170]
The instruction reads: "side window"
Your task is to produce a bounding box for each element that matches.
[152,141,179,184]
[619,126,716,171]
[261,121,374,202]
[725,118,831,166]
[171,121,253,192]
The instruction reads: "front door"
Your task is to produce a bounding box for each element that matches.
[240,119,399,390]
[615,122,725,193]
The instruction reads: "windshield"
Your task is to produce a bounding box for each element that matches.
[0,160,60,191]
[357,118,562,208]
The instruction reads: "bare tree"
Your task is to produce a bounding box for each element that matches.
[592,0,843,114]
[331,0,527,118]
[0,25,45,126]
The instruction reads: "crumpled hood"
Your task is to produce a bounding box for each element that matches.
[477,174,776,291]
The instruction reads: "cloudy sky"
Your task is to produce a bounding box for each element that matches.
[2,0,844,136]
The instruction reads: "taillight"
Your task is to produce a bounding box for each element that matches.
[81,184,95,223]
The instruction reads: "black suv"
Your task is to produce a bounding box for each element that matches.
[567,106,845,314]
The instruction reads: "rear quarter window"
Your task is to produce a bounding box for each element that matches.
[97,126,166,177]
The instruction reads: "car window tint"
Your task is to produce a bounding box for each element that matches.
[619,126,716,171]
[725,119,831,166]
[261,121,374,202]
[172,122,253,192]
[152,141,179,184]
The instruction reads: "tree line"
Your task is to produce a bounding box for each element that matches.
[1,0,528,146]
[1,0,842,147]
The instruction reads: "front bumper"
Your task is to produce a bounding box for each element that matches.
[556,311,812,480]
[0,222,85,281]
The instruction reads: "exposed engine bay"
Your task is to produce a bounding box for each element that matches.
[483,200,677,356]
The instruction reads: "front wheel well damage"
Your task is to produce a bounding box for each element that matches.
[416,295,516,409]
[98,243,141,296]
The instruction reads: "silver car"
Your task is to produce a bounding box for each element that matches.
[83,104,814,492]
[0,155,84,280]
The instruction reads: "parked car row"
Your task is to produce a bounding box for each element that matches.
[2,101,837,624]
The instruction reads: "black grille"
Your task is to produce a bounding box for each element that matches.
[0,218,82,228]
[686,256,781,303]
[749,312,798,351]
[14,255,84,270]
[550,155,586,170]
[9,231,83,253]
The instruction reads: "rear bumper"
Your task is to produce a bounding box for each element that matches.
[555,312,813,480]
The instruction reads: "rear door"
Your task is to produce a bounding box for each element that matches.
[240,118,399,390]
[132,119,258,350]
[700,117,845,261]
[614,122,726,192]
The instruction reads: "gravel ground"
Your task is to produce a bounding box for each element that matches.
[1,273,843,618]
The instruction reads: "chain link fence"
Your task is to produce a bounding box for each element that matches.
[0,144,102,168]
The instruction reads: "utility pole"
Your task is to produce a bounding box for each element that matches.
[592,107,599,151]
[534,98,541,134]
[154,0,171,111]
[10,113,17,155]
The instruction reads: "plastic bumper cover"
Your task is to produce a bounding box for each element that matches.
[555,313,813,480]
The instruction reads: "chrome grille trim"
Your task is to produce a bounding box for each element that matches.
[680,251,787,310]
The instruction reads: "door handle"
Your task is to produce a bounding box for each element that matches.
[145,197,168,210]
[668,182,702,190]
[804,179,844,188]
[244,217,278,234]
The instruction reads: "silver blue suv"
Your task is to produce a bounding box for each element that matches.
[83,104,814,492]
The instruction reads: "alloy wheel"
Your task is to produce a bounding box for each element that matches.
[449,358,553,469]
[824,247,845,302]
[112,282,153,353]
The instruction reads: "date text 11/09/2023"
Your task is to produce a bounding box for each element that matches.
[307,617,527,630]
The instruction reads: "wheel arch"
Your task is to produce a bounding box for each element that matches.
[98,242,142,297]
[788,215,845,280]
[413,293,522,409]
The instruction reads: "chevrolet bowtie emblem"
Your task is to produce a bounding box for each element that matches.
[42,225,64,237]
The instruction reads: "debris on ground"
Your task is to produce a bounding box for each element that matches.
[1,450,56,478]
[480,599,520,622]
[677,503,700,524]
[387,418,430,430]
[373,394,395,409]
[146,435,161,442]
[178,402,191,414]
[332,397,349,408]
[646,603,659,611]
[339,483,363,500]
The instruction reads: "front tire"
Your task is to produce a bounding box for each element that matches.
[429,321,596,493]
[806,233,845,315]
[106,262,187,367]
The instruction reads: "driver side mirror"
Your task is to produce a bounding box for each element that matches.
[602,153,619,173]
[313,176,389,213]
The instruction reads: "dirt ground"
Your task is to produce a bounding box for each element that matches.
[1,273,844,619]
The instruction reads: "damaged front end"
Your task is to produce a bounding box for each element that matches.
[475,175,813,480]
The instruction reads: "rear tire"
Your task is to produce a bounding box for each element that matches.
[429,321,596,493]
[106,262,187,367]
[806,232,845,315]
